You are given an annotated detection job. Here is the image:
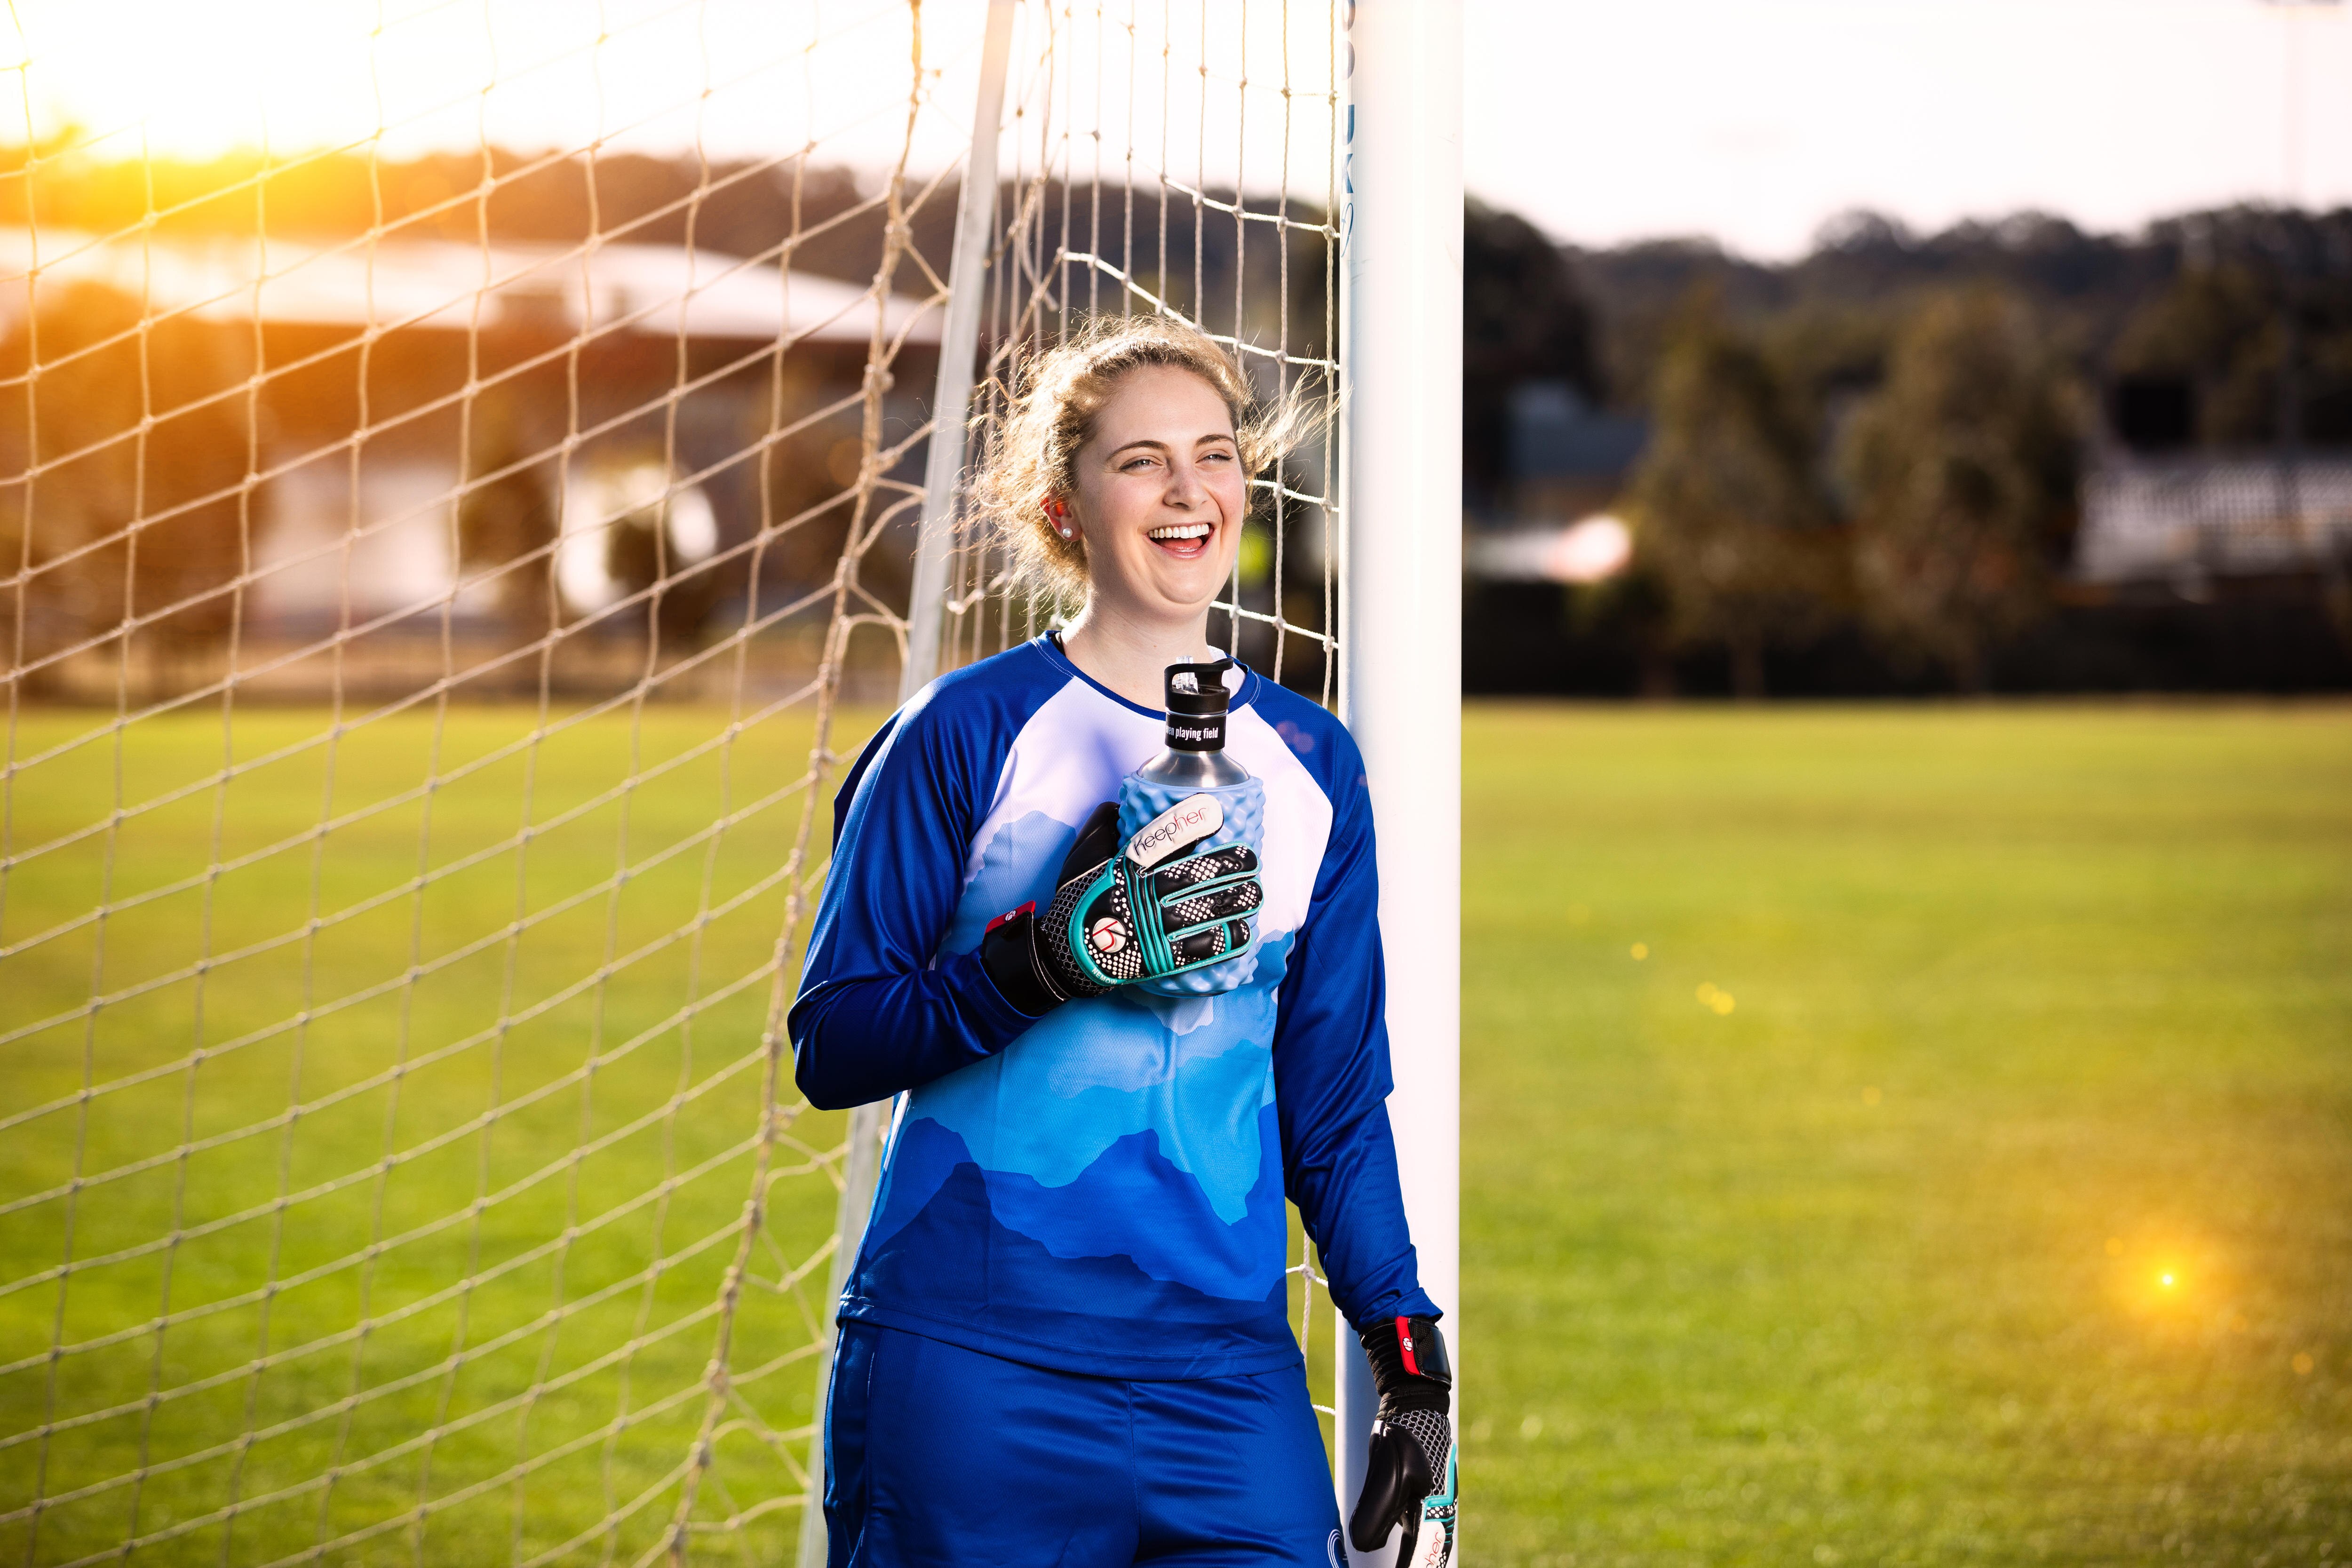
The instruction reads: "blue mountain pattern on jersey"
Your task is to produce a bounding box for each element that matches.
[852,1113,1292,1370]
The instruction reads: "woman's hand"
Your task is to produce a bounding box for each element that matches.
[977,799,1261,1011]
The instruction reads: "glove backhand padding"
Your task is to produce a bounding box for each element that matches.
[1041,799,1261,998]
[977,798,1261,1012]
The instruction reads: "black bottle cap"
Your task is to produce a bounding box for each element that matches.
[1163,658,1234,751]
[1163,659,1234,717]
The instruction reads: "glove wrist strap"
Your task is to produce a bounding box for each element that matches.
[978,908,1068,1016]
[1360,1315,1451,1411]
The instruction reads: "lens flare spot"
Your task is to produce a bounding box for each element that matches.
[1861,1086,1882,1106]
[1629,942,1648,961]
[2159,1271,2176,1289]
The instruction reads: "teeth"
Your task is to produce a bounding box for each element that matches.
[1148,522,1213,541]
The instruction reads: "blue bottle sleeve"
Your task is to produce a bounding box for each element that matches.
[1116,774,1265,997]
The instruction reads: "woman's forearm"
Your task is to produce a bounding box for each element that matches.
[787,949,1037,1110]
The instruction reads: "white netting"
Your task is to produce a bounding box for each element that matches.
[0,4,1345,1565]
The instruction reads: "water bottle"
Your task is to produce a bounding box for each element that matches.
[1118,657,1264,997]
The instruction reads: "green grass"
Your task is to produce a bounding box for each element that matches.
[1,700,888,1568]
[1462,703,2352,1565]
[5,700,2350,1565]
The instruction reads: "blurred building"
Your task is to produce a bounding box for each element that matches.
[1466,379,1646,584]
[2076,451,2352,593]
[0,225,938,695]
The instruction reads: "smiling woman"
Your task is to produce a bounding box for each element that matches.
[784,310,1455,1566]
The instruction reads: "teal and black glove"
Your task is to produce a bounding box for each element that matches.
[978,799,1261,1011]
[1349,1315,1456,1568]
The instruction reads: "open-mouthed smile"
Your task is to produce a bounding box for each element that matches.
[1146,520,1215,557]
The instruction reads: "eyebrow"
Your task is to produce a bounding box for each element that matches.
[1108,432,1238,457]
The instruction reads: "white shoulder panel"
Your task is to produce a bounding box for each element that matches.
[1222,704,1335,939]
[962,676,1162,883]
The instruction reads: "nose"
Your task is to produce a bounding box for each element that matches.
[1163,455,1208,510]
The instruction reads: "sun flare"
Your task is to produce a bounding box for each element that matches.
[3,0,875,164]
[10,1,407,160]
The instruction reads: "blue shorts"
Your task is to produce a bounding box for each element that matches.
[822,1321,1344,1567]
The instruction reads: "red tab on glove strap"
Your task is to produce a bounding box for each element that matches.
[984,901,1037,935]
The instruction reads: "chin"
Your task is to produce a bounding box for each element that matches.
[1146,563,1234,613]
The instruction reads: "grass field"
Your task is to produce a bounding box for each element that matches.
[1462,703,2352,1565]
[5,700,2350,1565]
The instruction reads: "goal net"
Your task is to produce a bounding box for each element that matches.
[0,3,1350,1565]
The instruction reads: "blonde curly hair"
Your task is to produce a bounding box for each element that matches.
[968,314,1317,604]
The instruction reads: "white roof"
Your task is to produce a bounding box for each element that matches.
[0,226,940,346]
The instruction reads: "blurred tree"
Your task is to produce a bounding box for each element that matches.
[1625,296,1839,698]
[0,283,254,694]
[1465,198,1600,502]
[2109,263,2280,446]
[2111,249,2352,453]
[457,393,561,645]
[1840,287,2082,692]
[744,361,866,601]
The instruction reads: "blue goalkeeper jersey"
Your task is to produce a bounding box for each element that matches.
[788,633,1436,1380]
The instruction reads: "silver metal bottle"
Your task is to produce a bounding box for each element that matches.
[1130,658,1248,785]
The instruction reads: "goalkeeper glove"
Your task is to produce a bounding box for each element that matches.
[978,798,1261,1012]
[1348,1315,1456,1568]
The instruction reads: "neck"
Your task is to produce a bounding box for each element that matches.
[1058,602,1218,709]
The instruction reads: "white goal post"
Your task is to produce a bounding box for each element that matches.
[1334,5,1463,1562]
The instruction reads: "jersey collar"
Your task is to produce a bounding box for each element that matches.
[1033,630,1261,720]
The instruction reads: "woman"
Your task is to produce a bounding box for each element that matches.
[790,316,1453,1568]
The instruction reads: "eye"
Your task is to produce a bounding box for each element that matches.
[1120,454,1160,472]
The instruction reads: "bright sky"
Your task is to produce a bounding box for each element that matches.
[4,1,991,171]
[1469,0,2352,257]
[6,0,2346,260]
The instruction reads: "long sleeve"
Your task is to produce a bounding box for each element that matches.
[787,688,1039,1112]
[1270,736,1442,1330]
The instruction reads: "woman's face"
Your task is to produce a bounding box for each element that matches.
[1065,364,1248,632]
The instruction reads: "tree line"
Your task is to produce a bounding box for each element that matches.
[7,131,2348,696]
[1465,200,2352,695]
